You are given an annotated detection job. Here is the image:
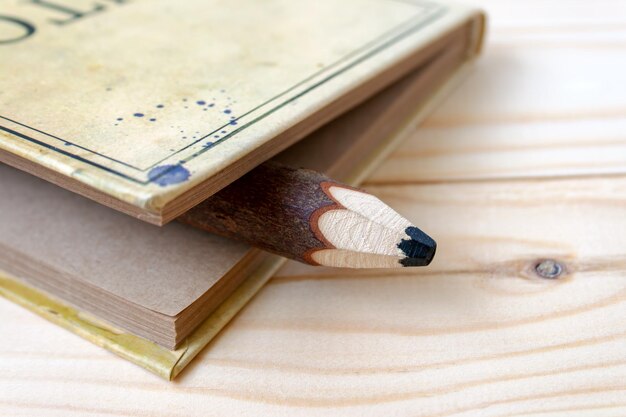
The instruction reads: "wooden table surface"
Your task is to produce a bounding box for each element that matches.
[2,0,625,415]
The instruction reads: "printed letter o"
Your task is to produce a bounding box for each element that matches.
[0,16,36,45]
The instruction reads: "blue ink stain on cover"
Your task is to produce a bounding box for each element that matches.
[149,118,157,122]
[197,100,206,105]
[224,109,232,114]
[148,164,190,187]
[134,113,144,118]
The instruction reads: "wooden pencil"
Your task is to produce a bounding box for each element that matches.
[178,162,436,268]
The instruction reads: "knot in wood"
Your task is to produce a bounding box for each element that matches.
[534,259,563,279]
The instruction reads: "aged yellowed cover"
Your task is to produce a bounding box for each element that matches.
[0,0,474,224]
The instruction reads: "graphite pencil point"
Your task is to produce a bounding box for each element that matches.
[397,226,437,266]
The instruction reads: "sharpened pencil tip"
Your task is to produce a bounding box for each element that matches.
[397,226,437,267]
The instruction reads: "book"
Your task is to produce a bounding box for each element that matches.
[0,0,485,378]
[0,0,483,224]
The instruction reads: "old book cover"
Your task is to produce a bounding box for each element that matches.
[0,0,483,224]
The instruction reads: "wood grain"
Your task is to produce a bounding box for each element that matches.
[1,0,625,415]
[368,46,626,184]
[368,9,626,184]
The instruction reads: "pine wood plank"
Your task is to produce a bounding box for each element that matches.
[368,0,626,185]
[1,0,625,415]
[368,46,626,184]
[2,175,625,416]
[469,0,626,31]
